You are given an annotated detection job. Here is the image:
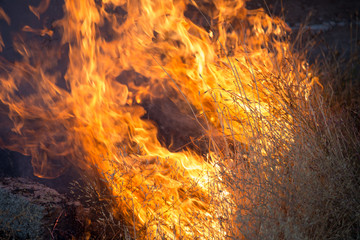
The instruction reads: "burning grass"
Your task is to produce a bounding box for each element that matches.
[0,0,359,239]
[216,65,360,239]
[70,23,360,240]
[200,22,360,240]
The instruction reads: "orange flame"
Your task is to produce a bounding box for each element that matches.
[29,0,51,20]
[0,7,10,25]
[0,0,316,238]
[0,7,10,52]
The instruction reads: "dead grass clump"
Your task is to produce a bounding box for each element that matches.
[70,176,132,240]
[215,28,360,239]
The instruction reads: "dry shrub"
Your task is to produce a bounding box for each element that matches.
[214,24,360,239]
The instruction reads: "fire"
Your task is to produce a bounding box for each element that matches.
[0,0,316,238]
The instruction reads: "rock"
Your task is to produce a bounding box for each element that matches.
[0,177,87,240]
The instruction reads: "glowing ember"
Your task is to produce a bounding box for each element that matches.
[0,0,316,238]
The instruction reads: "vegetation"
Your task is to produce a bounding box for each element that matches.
[73,11,360,240]
[213,22,360,239]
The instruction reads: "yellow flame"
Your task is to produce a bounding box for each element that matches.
[0,0,316,238]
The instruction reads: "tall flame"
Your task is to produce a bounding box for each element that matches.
[0,0,316,238]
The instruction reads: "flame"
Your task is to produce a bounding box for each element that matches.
[0,7,10,52]
[0,7,10,25]
[29,0,51,20]
[0,0,316,238]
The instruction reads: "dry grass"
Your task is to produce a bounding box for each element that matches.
[71,15,360,240]
[218,87,360,239]
[212,23,360,239]
[70,177,132,240]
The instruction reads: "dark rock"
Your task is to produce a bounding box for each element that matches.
[0,177,87,240]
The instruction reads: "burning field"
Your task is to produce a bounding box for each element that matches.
[0,0,359,239]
